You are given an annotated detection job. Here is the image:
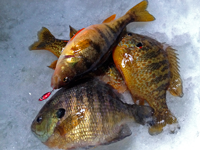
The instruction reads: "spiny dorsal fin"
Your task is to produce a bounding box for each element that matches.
[103,14,116,23]
[29,27,55,50]
[69,25,78,38]
[166,46,183,97]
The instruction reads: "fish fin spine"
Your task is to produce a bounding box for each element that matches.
[166,46,183,97]
[69,25,78,38]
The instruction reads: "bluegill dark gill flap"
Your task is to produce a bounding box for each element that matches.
[31,79,155,149]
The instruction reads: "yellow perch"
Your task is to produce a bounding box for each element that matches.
[51,1,155,89]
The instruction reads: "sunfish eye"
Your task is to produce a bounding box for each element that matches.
[36,116,43,123]
[63,77,69,83]
[127,32,132,36]
[136,42,143,48]
[56,108,65,119]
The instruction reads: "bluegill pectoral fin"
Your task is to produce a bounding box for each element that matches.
[69,25,78,38]
[166,46,183,97]
[102,14,116,23]
[103,124,132,145]
[48,60,58,70]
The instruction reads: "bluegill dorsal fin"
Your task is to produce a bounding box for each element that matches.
[125,0,155,22]
[166,46,183,97]
[69,25,78,38]
[48,60,58,70]
[103,124,131,145]
[102,14,116,23]
[29,27,55,50]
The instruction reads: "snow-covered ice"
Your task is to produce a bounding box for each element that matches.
[1,0,200,150]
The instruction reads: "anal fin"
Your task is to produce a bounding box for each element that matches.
[103,124,132,145]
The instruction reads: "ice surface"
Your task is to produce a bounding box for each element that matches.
[1,0,200,149]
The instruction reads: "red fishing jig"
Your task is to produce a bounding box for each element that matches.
[39,89,54,101]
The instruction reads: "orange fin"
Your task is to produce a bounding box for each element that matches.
[125,0,155,22]
[102,14,116,23]
[48,60,58,70]
[166,46,183,97]
[69,25,78,38]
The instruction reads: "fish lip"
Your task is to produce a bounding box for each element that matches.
[51,75,60,89]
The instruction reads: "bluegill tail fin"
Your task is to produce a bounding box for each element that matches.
[132,104,155,126]
[166,46,183,97]
[29,27,68,57]
[126,0,155,22]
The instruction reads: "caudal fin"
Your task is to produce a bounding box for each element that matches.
[29,27,55,50]
[126,0,155,22]
[132,104,155,126]
[29,27,68,57]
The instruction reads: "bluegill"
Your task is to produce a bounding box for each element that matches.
[112,32,183,135]
[31,79,155,149]
[51,1,155,89]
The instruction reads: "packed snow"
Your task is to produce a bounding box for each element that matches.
[1,0,200,150]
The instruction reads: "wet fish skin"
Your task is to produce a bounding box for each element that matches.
[31,79,155,149]
[51,0,155,89]
[112,32,183,135]
[29,27,127,93]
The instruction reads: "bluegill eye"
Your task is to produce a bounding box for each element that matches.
[127,32,132,36]
[56,108,65,118]
[63,77,69,83]
[136,42,143,48]
[36,116,42,123]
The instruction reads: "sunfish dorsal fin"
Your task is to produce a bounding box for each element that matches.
[166,46,183,97]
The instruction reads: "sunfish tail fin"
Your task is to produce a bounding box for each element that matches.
[125,0,155,22]
[131,104,155,126]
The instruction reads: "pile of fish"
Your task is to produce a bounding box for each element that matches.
[30,1,183,149]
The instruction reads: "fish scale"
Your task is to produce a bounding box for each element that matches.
[31,79,155,149]
[113,32,183,135]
